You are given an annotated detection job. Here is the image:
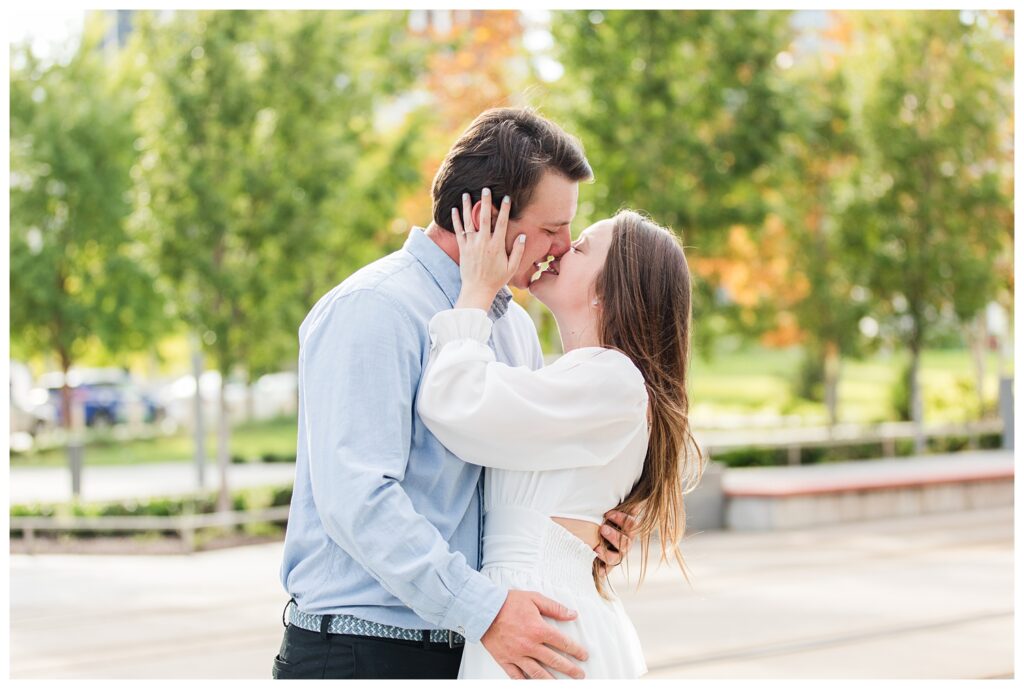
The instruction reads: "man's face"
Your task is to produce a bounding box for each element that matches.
[503,171,579,290]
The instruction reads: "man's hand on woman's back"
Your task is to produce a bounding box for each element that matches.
[595,508,641,574]
[481,590,589,679]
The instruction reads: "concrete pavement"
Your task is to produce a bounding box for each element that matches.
[9,461,297,505]
[9,505,1014,679]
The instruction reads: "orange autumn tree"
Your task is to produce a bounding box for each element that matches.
[766,11,870,425]
[397,11,531,235]
[689,218,810,348]
[396,11,566,347]
[687,10,870,426]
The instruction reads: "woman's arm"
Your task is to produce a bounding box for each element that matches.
[416,308,648,471]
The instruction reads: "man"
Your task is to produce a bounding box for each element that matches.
[274,108,638,680]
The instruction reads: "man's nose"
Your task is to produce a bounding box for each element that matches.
[549,229,572,258]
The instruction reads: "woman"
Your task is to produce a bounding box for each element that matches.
[416,190,704,679]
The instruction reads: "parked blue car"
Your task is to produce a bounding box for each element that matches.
[42,370,164,428]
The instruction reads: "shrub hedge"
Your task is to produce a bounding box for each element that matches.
[10,484,294,539]
[710,432,1002,468]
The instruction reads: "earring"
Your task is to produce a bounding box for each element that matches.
[592,299,600,306]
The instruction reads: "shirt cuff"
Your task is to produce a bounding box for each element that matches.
[439,570,508,643]
[428,308,493,349]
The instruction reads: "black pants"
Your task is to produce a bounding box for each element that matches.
[272,623,464,679]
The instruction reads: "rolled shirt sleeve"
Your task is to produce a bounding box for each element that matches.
[301,290,506,642]
[417,308,649,472]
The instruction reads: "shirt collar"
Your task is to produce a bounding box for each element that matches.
[404,227,514,321]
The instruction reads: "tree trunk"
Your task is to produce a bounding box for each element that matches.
[58,354,73,436]
[58,348,84,498]
[191,336,207,490]
[216,376,231,513]
[823,340,841,427]
[966,313,988,419]
[246,373,256,423]
[909,345,926,455]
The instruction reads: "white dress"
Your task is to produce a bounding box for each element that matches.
[416,308,650,679]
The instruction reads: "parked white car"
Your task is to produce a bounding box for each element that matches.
[157,370,297,431]
[10,361,57,452]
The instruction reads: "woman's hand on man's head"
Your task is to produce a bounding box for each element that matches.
[452,188,527,311]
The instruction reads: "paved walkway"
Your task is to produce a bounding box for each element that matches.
[9,462,297,504]
[9,506,1014,679]
[11,450,1011,506]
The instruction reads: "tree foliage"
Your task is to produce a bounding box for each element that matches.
[10,15,166,422]
[838,10,1013,441]
[129,10,430,379]
[9,10,1015,436]
[548,10,795,352]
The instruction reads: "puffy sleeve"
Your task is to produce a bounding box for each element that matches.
[416,308,649,471]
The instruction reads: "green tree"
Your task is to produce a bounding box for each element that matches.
[548,10,795,352]
[130,10,429,509]
[839,11,1013,450]
[769,37,871,426]
[10,17,165,449]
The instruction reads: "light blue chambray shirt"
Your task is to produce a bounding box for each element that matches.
[279,227,544,643]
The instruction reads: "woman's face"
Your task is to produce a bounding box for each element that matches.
[528,218,615,318]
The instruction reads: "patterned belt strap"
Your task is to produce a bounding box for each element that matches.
[287,605,465,647]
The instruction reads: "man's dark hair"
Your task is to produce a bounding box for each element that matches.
[431,107,593,231]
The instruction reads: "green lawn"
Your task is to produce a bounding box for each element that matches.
[11,415,299,468]
[11,348,1009,467]
[687,346,1007,425]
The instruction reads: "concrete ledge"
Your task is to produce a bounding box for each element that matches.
[723,451,1014,531]
[684,460,726,533]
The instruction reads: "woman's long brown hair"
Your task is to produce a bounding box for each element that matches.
[592,209,705,597]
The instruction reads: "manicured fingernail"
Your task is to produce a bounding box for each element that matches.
[463,193,469,202]
[482,187,490,197]
[503,195,511,205]
[518,235,526,244]
[601,525,613,536]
